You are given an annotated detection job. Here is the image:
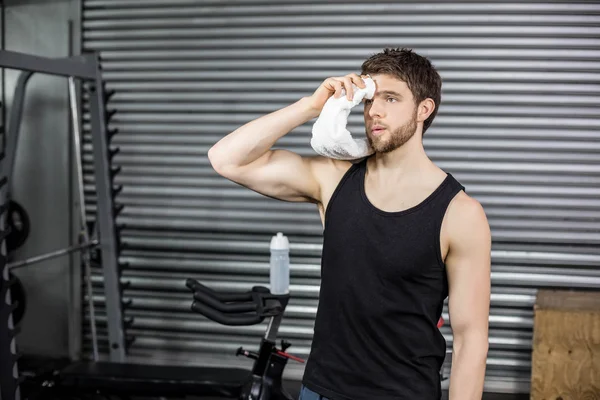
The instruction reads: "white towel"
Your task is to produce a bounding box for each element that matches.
[310,76,376,160]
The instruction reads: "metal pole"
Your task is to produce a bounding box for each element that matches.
[68,76,99,361]
[264,313,283,343]
[0,122,20,400]
[86,53,126,362]
[5,71,33,200]
[7,240,98,270]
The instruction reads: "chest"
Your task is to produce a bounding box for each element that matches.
[324,206,442,286]
[363,178,436,213]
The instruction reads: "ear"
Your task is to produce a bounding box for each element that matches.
[417,98,436,123]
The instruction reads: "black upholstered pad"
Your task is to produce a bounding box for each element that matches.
[58,361,250,397]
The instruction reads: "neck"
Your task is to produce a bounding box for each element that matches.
[367,132,433,180]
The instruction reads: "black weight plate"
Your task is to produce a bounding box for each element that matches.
[6,200,30,252]
[9,272,26,326]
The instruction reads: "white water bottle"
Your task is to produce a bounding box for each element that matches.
[269,232,290,294]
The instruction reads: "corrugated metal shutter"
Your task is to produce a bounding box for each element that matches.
[81,0,600,393]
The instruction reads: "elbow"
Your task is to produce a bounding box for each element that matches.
[207,145,219,170]
[453,331,489,361]
[207,144,229,176]
[208,144,243,181]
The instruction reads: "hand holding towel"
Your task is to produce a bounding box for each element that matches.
[310,76,376,160]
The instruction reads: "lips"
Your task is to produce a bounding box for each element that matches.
[371,125,386,135]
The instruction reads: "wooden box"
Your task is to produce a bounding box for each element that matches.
[531,289,600,399]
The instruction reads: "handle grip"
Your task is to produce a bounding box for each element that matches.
[186,278,253,302]
[192,287,257,314]
[191,301,263,326]
[186,278,288,327]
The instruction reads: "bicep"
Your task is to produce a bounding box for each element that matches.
[445,197,492,337]
[217,149,322,203]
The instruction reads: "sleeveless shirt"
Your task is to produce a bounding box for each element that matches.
[302,157,465,400]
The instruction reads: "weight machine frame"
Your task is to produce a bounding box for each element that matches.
[0,49,128,400]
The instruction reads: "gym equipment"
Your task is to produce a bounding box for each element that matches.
[5,201,30,253]
[30,277,298,399]
[0,187,20,400]
[68,75,100,362]
[7,240,99,270]
[8,272,26,327]
[3,77,100,359]
[1,101,21,400]
[0,49,128,400]
[186,278,297,399]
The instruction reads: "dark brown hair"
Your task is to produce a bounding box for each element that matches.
[361,48,442,135]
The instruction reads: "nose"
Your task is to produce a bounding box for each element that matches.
[367,98,384,119]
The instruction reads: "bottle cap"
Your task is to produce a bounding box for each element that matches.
[270,232,289,250]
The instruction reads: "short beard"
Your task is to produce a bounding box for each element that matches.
[366,110,418,154]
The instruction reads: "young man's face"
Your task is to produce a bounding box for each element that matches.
[363,73,419,153]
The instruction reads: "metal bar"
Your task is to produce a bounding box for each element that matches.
[7,240,99,270]
[0,50,96,79]
[0,149,21,400]
[85,52,126,362]
[69,76,99,361]
[5,71,34,199]
[264,314,282,342]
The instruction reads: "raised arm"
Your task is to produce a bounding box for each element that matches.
[443,193,491,400]
[207,73,366,204]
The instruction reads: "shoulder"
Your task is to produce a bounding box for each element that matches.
[445,191,490,247]
[308,155,354,173]
[447,191,487,222]
[308,156,354,185]
[306,156,355,207]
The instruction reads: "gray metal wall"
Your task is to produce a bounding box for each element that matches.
[81,0,600,394]
[2,0,82,359]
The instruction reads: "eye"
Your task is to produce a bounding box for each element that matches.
[364,99,373,105]
[387,97,397,103]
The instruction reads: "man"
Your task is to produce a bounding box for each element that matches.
[208,48,491,400]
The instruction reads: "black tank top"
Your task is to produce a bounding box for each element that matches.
[302,158,465,400]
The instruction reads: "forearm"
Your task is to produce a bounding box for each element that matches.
[448,335,488,400]
[208,96,318,170]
